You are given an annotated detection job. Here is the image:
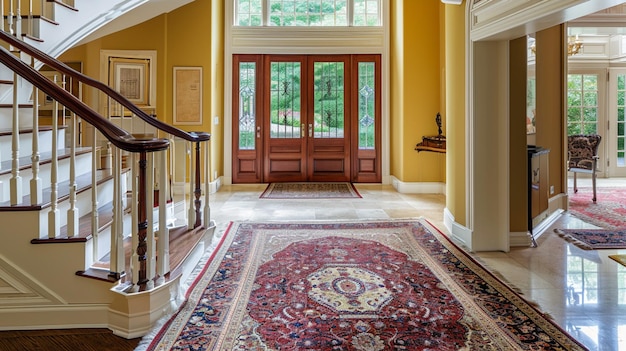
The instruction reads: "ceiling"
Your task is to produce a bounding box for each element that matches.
[76,0,195,46]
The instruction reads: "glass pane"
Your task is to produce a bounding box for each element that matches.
[237,0,263,26]
[269,0,348,26]
[568,123,581,135]
[583,92,597,106]
[358,62,376,149]
[568,74,582,90]
[239,62,257,150]
[313,61,345,138]
[583,75,597,90]
[619,74,626,90]
[568,91,582,107]
[618,107,624,122]
[583,108,597,122]
[583,123,597,134]
[270,61,302,138]
[618,151,625,167]
[619,91,625,106]
[353,0,380,26]
[567,107,581,122]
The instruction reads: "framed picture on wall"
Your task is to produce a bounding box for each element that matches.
[109,57,151,117]
[173,66,203,125]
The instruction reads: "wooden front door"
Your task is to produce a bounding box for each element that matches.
[232,54,380,184]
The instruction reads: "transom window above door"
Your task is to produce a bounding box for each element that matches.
[235,0,382,27]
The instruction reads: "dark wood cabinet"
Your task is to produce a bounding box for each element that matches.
[527,146,550,246]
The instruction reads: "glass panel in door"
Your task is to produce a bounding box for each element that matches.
[307,57,350,181]
[232,56,263,183]
[264,57,307,182]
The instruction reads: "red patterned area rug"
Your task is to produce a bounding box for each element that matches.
[260,182,362,199]
[137,220,586,351]
[554,228,626,250]
[567,187,626,228]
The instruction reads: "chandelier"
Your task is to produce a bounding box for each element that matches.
[567,35,583,56]
[529,35,583,56]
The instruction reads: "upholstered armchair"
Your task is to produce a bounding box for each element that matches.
[567,134,601,203]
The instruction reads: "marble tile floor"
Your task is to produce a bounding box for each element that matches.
[204,180,625,351]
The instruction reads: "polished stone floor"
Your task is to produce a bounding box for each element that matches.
[206,180,625,351]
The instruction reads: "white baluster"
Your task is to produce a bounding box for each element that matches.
[145,153,155,290]
[30,60,42,205]
[109,147,125,280]
[130,153,139,292]
[156,149,169,286]
[15,0,21,40]
[48,77,60,238]
[67,109,79,237]
[8,0,14,36]
[91,128,99,264]
[10,72,22,206]
[187,141,195,227]
[204,141,211,228]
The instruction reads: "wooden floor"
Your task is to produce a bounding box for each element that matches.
[0,328,141,351]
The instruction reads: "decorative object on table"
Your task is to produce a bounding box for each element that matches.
[137,219,586,351]
[415,112,446,153]
[260,182,361,199]
[554,228,626,250]
[567,186,626,229]
[609,254,626,267]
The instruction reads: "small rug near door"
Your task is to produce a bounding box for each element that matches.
[567,187,626,228]
[137,219,586,351]
[260,182,361,199]
[554,228,626,250]
[609,254,626,267]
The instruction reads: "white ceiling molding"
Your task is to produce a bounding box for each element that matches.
[441,0,463,4]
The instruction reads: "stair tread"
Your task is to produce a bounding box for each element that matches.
[0,125,67,137]
[0,146,92,176]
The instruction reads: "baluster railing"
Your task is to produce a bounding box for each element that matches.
[204,141,211,227]
[0,30,211,294]
[156,149,169,285]
[187,141,194,227]
[48,77,60,238]
[145,153,155,290]
[30,58,42,205]
[10,71,22,205]
[109,147,125,280]
[67,78,79,237]
[193,142,202,228]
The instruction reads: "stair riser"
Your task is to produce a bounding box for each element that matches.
[0,107,38,129]
[0,129,67,161]
[0,151,93,203]
[29,174,122,239]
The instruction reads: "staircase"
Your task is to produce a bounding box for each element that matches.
[0,0,215,338]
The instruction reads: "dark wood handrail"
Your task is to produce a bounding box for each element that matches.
[0,30,210,143]
[0,44,169,153]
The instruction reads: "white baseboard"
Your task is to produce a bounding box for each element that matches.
[390,176,446,194]
[443,207,473,251]
[172,176,222,196]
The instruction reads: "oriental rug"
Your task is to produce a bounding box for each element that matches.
[260,182,361,199]
[137,219,586,351]
[567,187,626,228]
[554,228,626,250]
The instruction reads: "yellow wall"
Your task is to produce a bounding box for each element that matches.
[391,0,444,183]
[444,2,466,224]
[60,0,222,180]
[61,0,447,186]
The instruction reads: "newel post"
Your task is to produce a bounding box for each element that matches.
[136,152,149,288]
